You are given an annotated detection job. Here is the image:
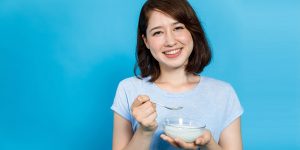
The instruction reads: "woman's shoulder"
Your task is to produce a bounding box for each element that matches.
[201,76,238,100]
[118,76,150,89]
[201,76,234,90]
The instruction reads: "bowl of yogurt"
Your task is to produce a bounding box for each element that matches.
[163,117,206,142]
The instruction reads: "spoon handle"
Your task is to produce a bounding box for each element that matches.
[152,102,183,110]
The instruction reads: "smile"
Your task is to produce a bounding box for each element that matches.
[163,48,182,58]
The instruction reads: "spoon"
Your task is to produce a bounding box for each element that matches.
[153,102,183,110]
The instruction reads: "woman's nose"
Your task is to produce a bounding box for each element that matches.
[164,31,176,47]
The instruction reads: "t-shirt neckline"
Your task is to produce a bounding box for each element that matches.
[147,75,205,97]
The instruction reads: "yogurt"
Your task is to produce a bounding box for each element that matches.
[164,124,205,142]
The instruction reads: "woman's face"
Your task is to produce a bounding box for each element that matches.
[143,10,194,70]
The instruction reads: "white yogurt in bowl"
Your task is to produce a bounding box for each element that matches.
[163,117,206,142]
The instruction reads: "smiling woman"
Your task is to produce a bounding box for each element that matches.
[111,0,243,150]
[142,10,194,72]
[135,0,211,82]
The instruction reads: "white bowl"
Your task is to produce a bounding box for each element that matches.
[163,117,206,142]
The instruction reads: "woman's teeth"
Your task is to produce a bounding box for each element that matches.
[164,49,181,55]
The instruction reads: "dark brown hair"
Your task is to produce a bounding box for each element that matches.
[134,0,211,82]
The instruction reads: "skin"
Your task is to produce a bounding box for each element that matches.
[112,10,243,150]
[113,95,157,150]
[143,10,193,71]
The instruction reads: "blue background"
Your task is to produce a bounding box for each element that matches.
[1,0,299,149]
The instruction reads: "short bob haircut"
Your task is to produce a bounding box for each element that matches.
[134,0,211,82]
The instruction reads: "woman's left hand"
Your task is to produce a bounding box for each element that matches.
[160,129,213,150]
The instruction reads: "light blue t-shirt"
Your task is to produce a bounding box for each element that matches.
[111,76,243,150]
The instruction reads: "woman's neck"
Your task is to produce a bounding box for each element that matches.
[155,68,199,86]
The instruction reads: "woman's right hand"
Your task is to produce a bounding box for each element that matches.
[131,95,158,133]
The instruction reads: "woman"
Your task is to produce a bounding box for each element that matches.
[111,0,243,149]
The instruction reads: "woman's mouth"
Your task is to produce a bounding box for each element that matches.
[163,48,182,58]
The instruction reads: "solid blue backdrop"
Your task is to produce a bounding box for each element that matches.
[0,0,299,149]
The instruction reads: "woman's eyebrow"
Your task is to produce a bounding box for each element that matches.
[149,22,181,32]
[149,26,163,32]
[172,22,181,26]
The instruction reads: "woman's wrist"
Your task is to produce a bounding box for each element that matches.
[137,126,156,137]
[205,138,222,150]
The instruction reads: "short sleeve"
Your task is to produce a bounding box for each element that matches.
[111,82,131,121]
[222,85,244,130]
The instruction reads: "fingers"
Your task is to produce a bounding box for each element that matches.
[195,130,212,146]
[131,95,157,131]
[161,132,211,149]
[160,134,180,148]
[131,95,150,109]
[195,137,206,145]
[140,101,155,113]
[131,95,153,119]
[140,111,157,126]
[160,134,198,150]
[132,101,155,120]
[174,138,197,150]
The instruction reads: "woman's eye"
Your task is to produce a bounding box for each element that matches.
[174,26,184,31]
[153,31,162,36]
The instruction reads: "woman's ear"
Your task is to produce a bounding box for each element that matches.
[142,34,150,49]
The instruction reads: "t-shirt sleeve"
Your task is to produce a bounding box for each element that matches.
[222,85,244,131]
[111,81,131,121]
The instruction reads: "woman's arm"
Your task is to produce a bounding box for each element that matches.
[112,113,155,150]
[112,113,133,150]
[218,117,242,150]
[112,95,157,150]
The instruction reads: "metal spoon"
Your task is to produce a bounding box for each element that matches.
[153,102,183,110]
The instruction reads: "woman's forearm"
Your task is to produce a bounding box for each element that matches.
[123,127,154,150]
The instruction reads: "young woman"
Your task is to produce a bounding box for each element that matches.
[111,0,243,149]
